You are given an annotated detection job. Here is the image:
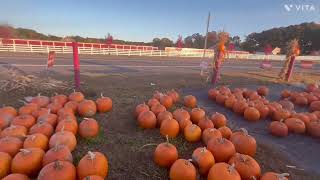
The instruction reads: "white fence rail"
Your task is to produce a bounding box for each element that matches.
[0,43,320,61]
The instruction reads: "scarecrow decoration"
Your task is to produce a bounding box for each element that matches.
[279,39,300,81]
[212,31,229,86]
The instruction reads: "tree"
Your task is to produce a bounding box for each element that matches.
[0,24,15,38]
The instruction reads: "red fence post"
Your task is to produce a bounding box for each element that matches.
[72,42,80,89]
[285,56,296,81]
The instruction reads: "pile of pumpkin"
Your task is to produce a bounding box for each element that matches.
[0,91,112,180]
[135,90,289,180]
[208,84,320,139]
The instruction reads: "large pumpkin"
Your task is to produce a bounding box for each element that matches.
[198,116,214,130]
[160,94,173,109]
[42,144,73,166]
[18,103,39,115]
[244,107,260,122]
[0,125,27,139]
[0,152,12,179]
[228,153,261,180]
[38,160,76,180]
[96,93,113,113]
[160,118,179,138]
[11,148,45,176]
[153,137,178,168]
[184,124,202,142]
[11,114,36,129]
[77,151,108,180]
[46,102,63,114]
[79,118,99,138]
[284,118,305,134]
[49,130,77,151]
[0,137,23,157]
[269,121,288,137]
[68,91,85,102]
[77,100,97,117]
[183,95,197,108]
[137,111,157,129]
[169,159,196,180]
[29,121,54,138]
[190,108,205,124]
[2,174,30,180]
[207,162,241,180]
[211,112,227,128]
[260,172,289,180]
[23,133,48,150]
[202,128,222,145]
[230,128,256,157]
[207,137,236,162]
[192,147,215,175]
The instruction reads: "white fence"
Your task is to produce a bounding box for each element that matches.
[0,43,320,61]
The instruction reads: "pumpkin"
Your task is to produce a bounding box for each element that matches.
[218,126,232,139]
[46,102,63,114]
[150,103,166,116]
[291,113,310,124]
[310,101,320,111]
[51,94,68,105]
[284,118,305,134]
[55,119,78,135]
[29,121,54,138]
[157,111,173,127]
[192,147,215,175]
[281,90,291,99]
[11,114,36,130]
[254,103,269,119]
[202,128,223,145]
[96,93,112,113]
[306,120,320,138]
[18,103,39,115]
[225,96,237,109]
[38,160,76,180]
[260,172,289,180]
[267,102,283,116]
[0,125,27,139]
[169,159,196,180]
[294,96,308,106]
[0,152,12,179]
[64,101,79,113]
[0,113,13,130]
[153,91,161,101]
[134,103,149,117]
[198,116,214,130]
[257,86,269,96]
[190,108,205,124]
[208,89,219,100]
[11,148,45,176]
[278,100,294,111]
[168,89,180,103]
[49,130,77,151]
[249,92,260,101]
[305,112,318,121]
[57,108,75,117]
[178,118,192,132]
[160,94,173,109]
[77,100,97,117]
[230,128,256,157]
[68,91,85,102]
[82,176,104,180]
[244,107,260,122]
[207,137,236,162]
[0,137,23,157]
[0,106,17,117]
[30,94,50,108]
[37,113,58,127]
[272,109,291,121]
[313,111,320,118]
[216,93,228,105]
[269,121,288,137]
[160,118,179,138]
[183,95,197,108]
[147,98,159,108]
[306,94,318,104]
[23,133,48,150]
[2,174,29,180]
[137,111,157,129]
[243,90,255,99]
[219,86,231,94]
[173,108,190,122]
[228,153,261,180]
[31,108,51,119]
[207,162,241,180]
[153,136,178,168]
[233,100,248,115]
[306,83,318,92]
[77,151,108,180]
[42,144,73,166]
[79,118,99,138]
[211,112,227,128]
[184,124,202,142]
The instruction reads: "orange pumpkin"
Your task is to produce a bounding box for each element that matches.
[160,94,173,109]
[79,118,99,138]
[96,93,112,113]
[77,151,108,180]
[37,113,58,127]
[0,137,23,157]
[207,162,241,180]
[68,91,84,102]
[154,136,178,168]
[11,148,45,176]
[51,94,68,105]
[42,144,73,166]
[208,89,219,100]
[57,107,75,117]
[225,96,237,109]
[150,103,166,116]
[306,120,320,138]
[312,111,320,118]
[38,160,76,180]
[218,126,233,139]
[160,118,179,138]
[23,133,48,150]
[49,130,77,151]
[178,118,192,132]
[77,100,97,117]
[219,86,231,94]
[29,121,54,138]
[55,119,78,135]
[216,93,228,105]
[244,107,260,122]
[31,108,50,119]
[64,101,79,113]
[310,101,320,111]
[190,108,205,124]
[0,113,13,130]
[291,113,310,124]
[183,95,197,108]
[281,90,291,99]
[278,100,294,111]
[147,98,159,108]
[18,103,39,115]
[157,111,173,127]
[272,109,291,121]
[230,128,256,157]
[11,114,36,129]
[233,100,248,115]
[134,103,149,117]
[137,111,157,129]
[306,83,318,92]
[153,91,161,101]
[254,103,269,119]
[30,94,50,108]
[284,118,305,134]
[173,108,190,122]
[269,121,288,137]
[260,172,289,180]
[202,128,223,145]
[0,125,27,139]
[207,137,236,162]
[2,174,29,180]
[305,112,318,121]
[0,152,12,179]
[294,96,308,106]
[198,116,214,130]
[228,153,261,180]
[192,147,215,175]
[249,92,260,101]
[211,112,227,128]
[306,94,318,104]
[0,106,17,118]
[167,89,180,103]
[169,159,196,180]
[257,86,269,96]
[82,175,104,180]
[184,124,202,142]
[46,102,63,114]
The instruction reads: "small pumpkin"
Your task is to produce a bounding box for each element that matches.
[233,100,248,115]
[2,174,29,180]
[157,111,173,127]
[169,159,196,180]
[207,162,241,180]
[96,93,112,113]
[153,136,178,168]
[0,106,17,117]
[207,137,236,162]
[49,130,77,151]
[30,94,50,108]
[29,121,54,138]
[37,113,58,127]
[310,101,320,111]
[216,93,228,105]
[51,94,68,105]
[218,126,233,139]
[77,151,108,180]
[225,96,237,109]
[192,147,215,175]
[257,86,269,96]
[79,118,99,138]
[190,107,205,124]
[0,113,13,130]
[147,98,159,108]
[77,100,97,117]
[202,128,222,145]
[11,148,45,176]
[160,94,173,109]
[230,128,256,157]
[0,137,23,157]
[284,118,306,134]
[42,144,73,166]
[260,172,289,180]
[46,102,63,114]
[134,103,149,117]
[198,116,214,130]
[278,100,294,111]
[18,103,39,115]
[281,90,291,99]
[23,133,49,150]
[0,125,27,139]
[38,160,76,180]
[269,121,288,137]
[55,119,78,135]
[211,112,227,128]
[244,107,260,122]
[184,124,202,142]
[306,83,318,92]
[0,152,12,179]
[137,111,157,129]
[64,101,79,113]
[294,96,308,106]
[272,109,291,121]
[160,118,179,138]
[68,91,85,102]
[254,103,269,119]
[167,89,180,103]
[228,153,261,180]
[183,95,197,108]
[306,120,320,138]
[208,89,219,100]
[150,103,166,116]
[178,118,193,132]
[153,91,161,101]
[11,114,36,129]
[173,108,190,122]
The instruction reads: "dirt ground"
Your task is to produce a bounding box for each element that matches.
[0,67,320,180]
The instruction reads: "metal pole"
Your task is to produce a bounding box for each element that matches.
[202,12,211,59]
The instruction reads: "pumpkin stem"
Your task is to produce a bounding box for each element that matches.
[200,147,206,153]
[87,151,96,165]
[217,137,225,144]
[19,100,27,105]
[251,176,257,180]
[239,128,249,135]
[165,135,169,144]
[54,142,60,151]
[278,173,290,180]
[53,161,63,170]
[47,108,51,114]
[228,163,236,173]
[101,93,104,98]
[20,149,31,154]
[30,135,36,141]
[73,89,76,93]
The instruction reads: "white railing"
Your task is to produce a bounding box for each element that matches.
[0,43,320,61]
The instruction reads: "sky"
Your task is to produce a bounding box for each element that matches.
[0,0,319,42]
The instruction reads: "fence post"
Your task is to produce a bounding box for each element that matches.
[72,42,80,89]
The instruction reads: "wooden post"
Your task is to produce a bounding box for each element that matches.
[285,56,296,81]
[72,42,80,89]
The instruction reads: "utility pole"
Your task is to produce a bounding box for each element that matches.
[202,12,211,59]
